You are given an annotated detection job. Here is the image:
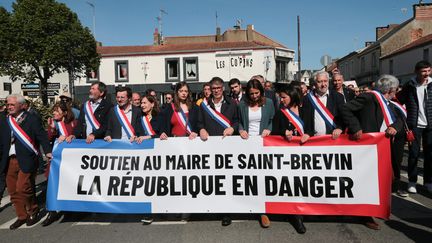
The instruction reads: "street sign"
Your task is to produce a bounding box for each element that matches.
[23,90,59,97]
[21,83,39,90]
[320,55,332,66]
[21,82,61,90]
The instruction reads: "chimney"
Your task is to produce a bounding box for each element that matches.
[376,24,398,40]
[96,41,102,47]
[414,3,432,20]
[153,28,161,45]
[247,24,254,41]
[216,27,222,42]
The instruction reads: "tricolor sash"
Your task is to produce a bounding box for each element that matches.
[114,105,135,139]
[280,108,305,136]
[201,99,231,129]
[171,103,192,134]
[141,116,156,136]
[7,115,39,155]
[84,101,101,130]
[55,121,69,137]
[390,100,407,119]
[370,91,396,127]
[307,92,336,128]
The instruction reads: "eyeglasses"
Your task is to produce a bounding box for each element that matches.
[211,86,223,90]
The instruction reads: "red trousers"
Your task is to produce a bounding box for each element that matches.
[6,157,38,220]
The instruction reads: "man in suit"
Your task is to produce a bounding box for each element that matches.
[198,76,239,226]
[0,110,6,207]
[0,94,52,230]
[332,73,355,102]
[104,86,144,142]
[341,75,403,230]
[228,78,244,104]
[301,71,345,142]
[66,81,112,144]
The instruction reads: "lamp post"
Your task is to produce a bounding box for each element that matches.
[86,1,96,39]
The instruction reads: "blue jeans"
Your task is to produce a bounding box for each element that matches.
[408,127,432,184]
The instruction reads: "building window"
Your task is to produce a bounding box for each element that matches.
[360,56,365,73]
[165,58,180,82]
[115,60,129,82]
[86,69,99,83]
[389,59,394,75]
[276,59,288,81]
[424,48,430,62]
[3,82,11,94]
[183,57,199,81]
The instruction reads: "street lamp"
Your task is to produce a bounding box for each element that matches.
[86,1,96,39]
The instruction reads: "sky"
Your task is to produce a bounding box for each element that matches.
[1,0,419,69]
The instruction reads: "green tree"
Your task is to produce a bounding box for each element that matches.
[0,0,100,105]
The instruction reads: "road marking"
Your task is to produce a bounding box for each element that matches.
[0,195,11,208]
[73,221,111,226]
[150,221,187,225]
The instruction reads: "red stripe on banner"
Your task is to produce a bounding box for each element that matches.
[263,133,392,219]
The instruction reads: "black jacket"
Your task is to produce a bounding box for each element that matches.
[105,105,144,139]
[271,108,301,136]
[341,92,403,134]
[159,103,199,136]
[301,90,345,136]
[397,77,432,129]
[0,111,51,173]
[74,98,112,139]
[197,96,239,135]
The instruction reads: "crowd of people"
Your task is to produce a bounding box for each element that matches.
[0,60,431,233]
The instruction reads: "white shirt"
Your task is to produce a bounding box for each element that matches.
[85,99,102,136]
[9,112,25,156]
[120,105,133,140]
[314,90,329,136]
[416,77,430,128]
[212,97,224,113]
[248,107,262,136]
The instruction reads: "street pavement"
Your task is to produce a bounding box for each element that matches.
[0,154,431,243]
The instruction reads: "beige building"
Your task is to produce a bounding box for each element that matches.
[335,3,432,86]
[381,33,432,83]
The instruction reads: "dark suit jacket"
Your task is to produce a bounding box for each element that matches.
[301,90,345,136]
[197,96,239,136]
[340,92,403,134]
[342,87,355,102]
[0,111,6,173]
[139,114,161,138]
[106,105,144,139]
[271,108,299,136]
[159,103,200,136]
[74,98,112,139]
[0,111,51,173]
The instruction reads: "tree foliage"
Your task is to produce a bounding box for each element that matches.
[0,0,100,104]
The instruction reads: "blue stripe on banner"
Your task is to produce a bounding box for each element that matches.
[46,139,155,213]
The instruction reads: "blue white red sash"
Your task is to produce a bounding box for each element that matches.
[171,103,192,134]
[307,92,336,128]
[84,101,100,130]
[390,100,407,119]
[141,115,156,136]
[55,121,69,137]
[7,115,39,155]
[280,108,305,136]
[201,99,231,129]
[370,91,396,127]
[114,105,135,139]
